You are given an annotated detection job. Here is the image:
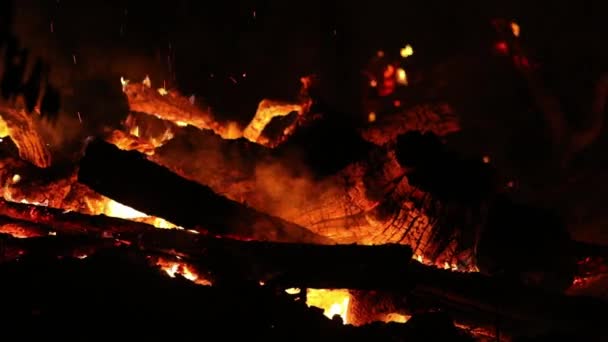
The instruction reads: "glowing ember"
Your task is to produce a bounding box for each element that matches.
[368,112,377,123]
[400,44,414,58]
[242,99,302,143]
[306,289,350,323]
[384,312,410,323]
[370,79,378,87]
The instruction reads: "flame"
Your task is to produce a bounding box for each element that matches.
[306,289,350,324]
[157,88,168,96]
[96,199,178,229]
[156,258,212,286]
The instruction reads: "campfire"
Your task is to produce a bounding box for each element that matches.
[1,2,608,340]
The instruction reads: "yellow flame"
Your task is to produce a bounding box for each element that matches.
[306,289,350,324]
[400,44,414,58]
[11,174,21,184]
[157,88,168,96]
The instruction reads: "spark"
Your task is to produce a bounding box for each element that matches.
[253,10,256,19]
[377,50,385,58]
[72,54,77,64]
[77,112,82,123]
[482,155,490,164]
[229,76,237,84]
[242,72,247,78]
[50,21,54,33]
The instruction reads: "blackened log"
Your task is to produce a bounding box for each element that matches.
[77,138,332,244]
[0,198,412,289]
[138,231,414,290]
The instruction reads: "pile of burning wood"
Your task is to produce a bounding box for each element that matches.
[0,74,605,340]
[1,16,608,338]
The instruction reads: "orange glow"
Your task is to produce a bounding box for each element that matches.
[306,289,350,324]
[482,155,490,164]
[370,79,378,87]
[394,100,401,107]
[377,50,385,57]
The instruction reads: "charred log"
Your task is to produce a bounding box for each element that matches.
[0,199,413,290]
[0,246,476,341]
[77,138,332,244]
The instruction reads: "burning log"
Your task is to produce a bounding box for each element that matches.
[0,100,51,168]
[123,82,224,134]
[77,138,332,244]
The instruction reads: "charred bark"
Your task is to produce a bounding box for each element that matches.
[77,138,332,244]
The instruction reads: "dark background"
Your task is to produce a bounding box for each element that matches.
[6,0,608,244]
[11,0,608,122]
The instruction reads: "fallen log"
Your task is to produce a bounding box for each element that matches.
[0,199,411,289]
[77,138,332,244]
